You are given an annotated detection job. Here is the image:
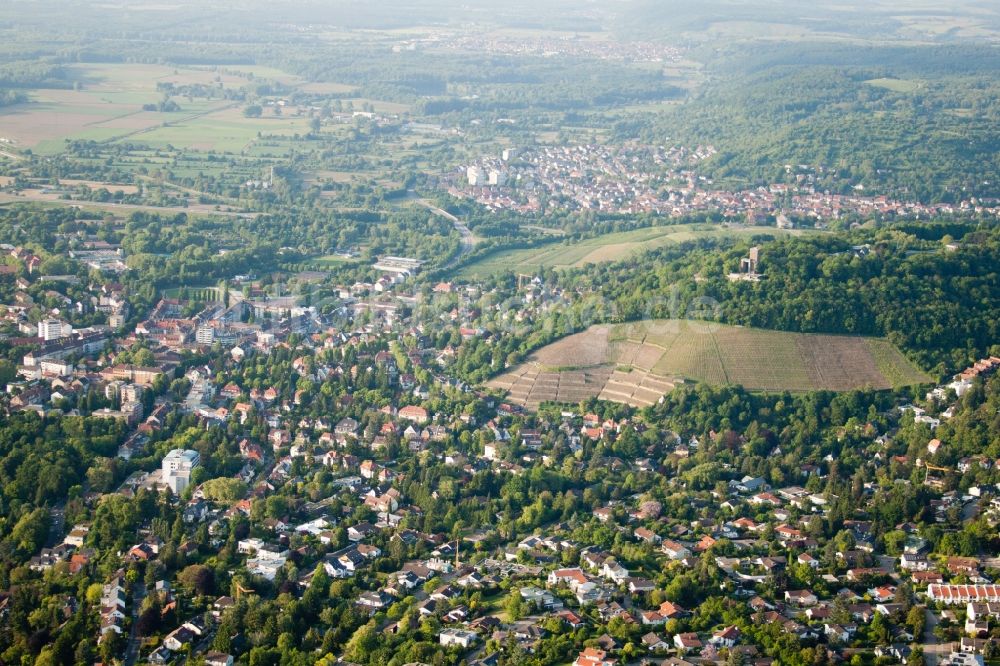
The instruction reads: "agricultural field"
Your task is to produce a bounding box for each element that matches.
[0,193,250,218]
[117,106,312,153]
[0,62,325,155]
[488,320,931,409]
[701,20,825,42]
[891,13,1000,40]
[51,179,139,194]
[458,224,805,279]
[0,63,250,153]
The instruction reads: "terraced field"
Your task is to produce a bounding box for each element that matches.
[488,320,931,409]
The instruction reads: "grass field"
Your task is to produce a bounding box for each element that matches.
[702,20,827,41]
[310,254,362,267]
[298,81,358,94]
[161,286,226,301]
[488,320,931,409]
[865,78,921,93]
[0,63,343,155]
[891,14,1000,40]
[0,63,258,153]
[458,224,805,278]
[118,106,312,152]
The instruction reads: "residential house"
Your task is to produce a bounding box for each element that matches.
[674,633,703,651]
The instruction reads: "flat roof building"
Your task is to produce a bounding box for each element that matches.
[372,256,424,275]
[163,449,200,495]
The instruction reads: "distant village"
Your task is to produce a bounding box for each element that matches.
[453,145,1000,224]
[394,33,684,64]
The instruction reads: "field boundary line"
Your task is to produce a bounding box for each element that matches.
[708,328,731,385]
[97,101,238,145]
[85,108,145,128]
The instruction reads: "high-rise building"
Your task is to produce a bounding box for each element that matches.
[467,166,484,186]
[38,318,72,341]
[488,169,507,186]
[121,401,144,425]
[121,383,145,404]
[196,326,215,345]
[162,449,200,494]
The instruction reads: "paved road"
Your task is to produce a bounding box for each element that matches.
[920,606,953,666]
[123,583,147,666]
[414,197,476,270]
[178,629,218,665]
[878,555,901,582]
[45,505,66,548]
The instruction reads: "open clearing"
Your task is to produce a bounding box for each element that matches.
[0,63,266,152]
[310,254,362,267]
[0,193,253,218]
[865,78,921,93]
[488,320,930,410]
[891,14,1000,40]
[0,63,320,154]
[117,106,312,152]
[458,224,805,278]
[298,81,358,95]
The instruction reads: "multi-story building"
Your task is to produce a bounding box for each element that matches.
[162,449,200,494]
[23,331,108,367]
[466,166,484,186]
[100,365,165,386]
[195,326,215,345]
[38,318,72,341]
[121,401,144,426]
[121,383,145,404]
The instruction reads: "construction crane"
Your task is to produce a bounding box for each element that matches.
[234,582,253,601]
[922,463,951,490]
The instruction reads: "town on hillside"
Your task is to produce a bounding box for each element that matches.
[3,223,1000,666]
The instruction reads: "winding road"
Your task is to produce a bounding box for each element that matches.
[412,196,476,271]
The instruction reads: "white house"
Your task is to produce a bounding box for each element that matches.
[440,628,478,648]
[162,449,200,494]
[785,590,818,607]
[710,626,741,648]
